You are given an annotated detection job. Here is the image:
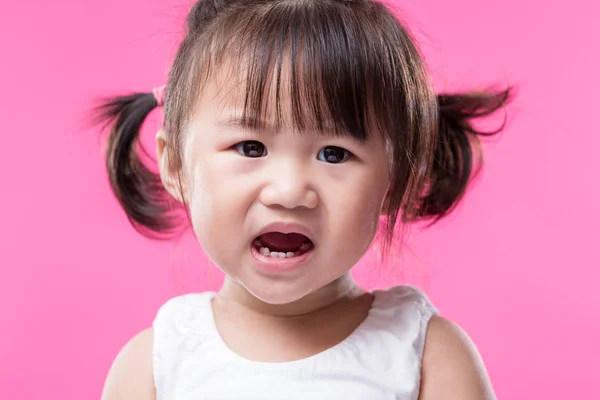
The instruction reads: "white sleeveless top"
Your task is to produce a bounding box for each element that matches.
[152,285,438,400]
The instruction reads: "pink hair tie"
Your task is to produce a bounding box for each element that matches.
[152,85,166,107]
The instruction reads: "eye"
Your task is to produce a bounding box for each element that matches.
[234,141,267,158]
[317,146,352,164]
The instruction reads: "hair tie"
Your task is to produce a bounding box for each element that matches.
[152,85,166,107]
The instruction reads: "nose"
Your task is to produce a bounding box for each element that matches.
[259,161,319,210]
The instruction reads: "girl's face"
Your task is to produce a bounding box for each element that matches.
[171,75,390,305]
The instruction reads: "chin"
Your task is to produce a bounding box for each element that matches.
[241,278,316,305]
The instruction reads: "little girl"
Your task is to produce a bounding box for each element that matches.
[97,0,512,399]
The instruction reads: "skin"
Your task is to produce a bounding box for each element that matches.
[101,71,497,399]
[178,80,390,313]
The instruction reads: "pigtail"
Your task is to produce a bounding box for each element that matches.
[90,0,235,240]
[414,87,514,221]
[94,92,181,239]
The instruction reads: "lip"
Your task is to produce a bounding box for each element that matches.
[255,222,316,244]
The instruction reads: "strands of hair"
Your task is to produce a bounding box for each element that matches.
[92,0,514,253]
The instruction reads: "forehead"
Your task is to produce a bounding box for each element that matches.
[196,56,314,130]
[193,54,377,141]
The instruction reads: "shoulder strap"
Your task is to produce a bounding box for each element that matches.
[372,285,439,362]
[152,292,215,397]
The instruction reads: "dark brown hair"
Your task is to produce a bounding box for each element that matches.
[94,0,513,250]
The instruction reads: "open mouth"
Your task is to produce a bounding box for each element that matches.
[252,232,314,259]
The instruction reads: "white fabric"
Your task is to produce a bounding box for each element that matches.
[153,285,439,400]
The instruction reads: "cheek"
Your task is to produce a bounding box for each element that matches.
[185,162,240,252]
[323,167,389,265]
[335,163,388,218]
[337,190,382,243]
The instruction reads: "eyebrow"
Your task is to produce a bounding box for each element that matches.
[216,116,271,132]
[216,115,369,145]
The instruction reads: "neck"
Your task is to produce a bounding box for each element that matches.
[217,273,365,318]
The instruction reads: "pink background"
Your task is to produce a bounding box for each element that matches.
[1,0,598,398]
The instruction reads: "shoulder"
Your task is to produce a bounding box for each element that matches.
[101,328,155,400]
[419,315,497,400]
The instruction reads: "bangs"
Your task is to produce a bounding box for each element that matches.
[191,0,416,142]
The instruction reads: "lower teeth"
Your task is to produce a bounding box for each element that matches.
[259,247,298,258]
[254,239,312,258]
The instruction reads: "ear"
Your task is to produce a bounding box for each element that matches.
[156,129,187,203]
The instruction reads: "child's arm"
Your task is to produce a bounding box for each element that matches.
[419,316,497,400]
[101,328,155,400]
